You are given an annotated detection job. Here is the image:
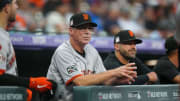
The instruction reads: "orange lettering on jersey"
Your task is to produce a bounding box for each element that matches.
[0,69,5,75]
[128,30,134,37]
[9,54,16,67]
[83,14,89,20]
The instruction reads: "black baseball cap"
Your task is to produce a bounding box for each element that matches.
[165,36,178,54]
[114,30,142,44]
[0,0,12,9]
[69,12,97,28]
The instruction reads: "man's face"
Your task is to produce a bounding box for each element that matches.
[69,24,95,45]
[118,42,137,60]
[8,0,18,23]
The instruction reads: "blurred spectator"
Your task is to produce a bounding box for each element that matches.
[12,0,45,33]
[126,0,144,20]
[144,6,158,30]
[45,1,72,34]
[118,7,145,37]
[11,0,29,31]
[42,0,58,17]
[176,1,180,42]
[149,19,175,39]
[116,0,129,9]
[28,0,45,9]
[86,1,106,34]
[43,0,75,16]
[28,0,46,33]
[78,1,90,13]
[144,0,175,31]
[9,0,178,36]
[103,2,120,36]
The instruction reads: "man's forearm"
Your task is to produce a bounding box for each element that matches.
[72,64,137,86]
[73,70,115,86]
[173,75,180,84]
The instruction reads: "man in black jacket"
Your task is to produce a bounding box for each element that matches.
[104,30,158,85]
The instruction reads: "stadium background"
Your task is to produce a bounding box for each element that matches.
[9,0,177,77]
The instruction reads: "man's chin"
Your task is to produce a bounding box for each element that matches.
[82,40,90,44]
[130,55,136,59]
[127,54,136,60]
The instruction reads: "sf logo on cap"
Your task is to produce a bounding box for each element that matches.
[83,14,88,20]
[128,30,134,37]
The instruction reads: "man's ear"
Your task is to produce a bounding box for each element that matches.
[3,4,9,14]
[114,44,119,51]
[69,27,73,35]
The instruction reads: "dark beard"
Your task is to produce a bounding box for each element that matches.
[121,52,135,60]
[119,50,135,61]
[8,18,15,23]
[8,16,16,23]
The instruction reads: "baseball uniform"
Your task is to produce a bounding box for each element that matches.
[0,28,17,75]
[47,40,106,85]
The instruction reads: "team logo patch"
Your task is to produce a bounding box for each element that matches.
[128,30,134,37]
[67,65,78,74]
[82,14,89,20]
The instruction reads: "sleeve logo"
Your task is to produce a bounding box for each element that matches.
[67,65,78,74]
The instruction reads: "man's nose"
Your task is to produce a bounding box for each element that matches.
[84,28,92,33]
[131,44,136,48]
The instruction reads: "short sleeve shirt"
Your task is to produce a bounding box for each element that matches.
[47,40,106,85]
[154,56,179,84]
[0,28,17,75]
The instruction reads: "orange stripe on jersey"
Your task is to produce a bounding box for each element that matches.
[9,54,16,67]
[26,89,32,101]
[0,69,5,75]
[65,74,83,86]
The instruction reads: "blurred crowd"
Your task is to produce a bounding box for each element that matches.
[9,0,178,39]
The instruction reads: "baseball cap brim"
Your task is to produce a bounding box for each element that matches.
[118,39,142,44]
[72,21,97,28]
